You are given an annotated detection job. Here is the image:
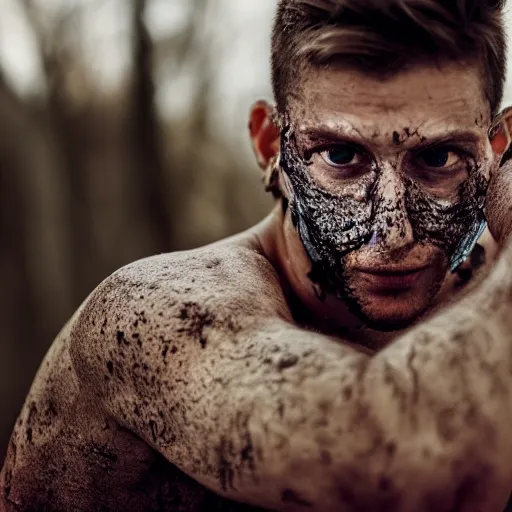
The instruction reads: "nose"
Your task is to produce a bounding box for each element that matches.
[370,163,414,251]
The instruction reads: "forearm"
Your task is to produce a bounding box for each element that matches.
[364,249,512,509]
[74,245,512,512]
[189,254,512,511]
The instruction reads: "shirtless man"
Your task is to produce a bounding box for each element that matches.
[3,0,512,510]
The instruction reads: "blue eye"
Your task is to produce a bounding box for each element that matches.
[321,146,358,166]
[418,148,461,168]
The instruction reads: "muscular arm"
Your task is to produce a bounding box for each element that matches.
[70,157,512,511]
[68,240,512,512]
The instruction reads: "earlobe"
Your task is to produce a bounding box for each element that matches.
[249,100,281,169]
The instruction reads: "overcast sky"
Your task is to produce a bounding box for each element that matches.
[0,0,511,137]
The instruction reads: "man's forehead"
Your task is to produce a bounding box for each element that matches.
[288,61,491,137]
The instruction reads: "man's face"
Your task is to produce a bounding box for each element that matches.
[279,61,495,331]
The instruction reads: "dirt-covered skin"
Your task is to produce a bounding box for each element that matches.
[278,121,487,300]
[4,40,512,512]
[0,233,275,512]
[0,199,510,512]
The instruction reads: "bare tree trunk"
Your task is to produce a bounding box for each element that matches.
[21,0,96,305]
[0,76,49,464]
[130,0,173,254]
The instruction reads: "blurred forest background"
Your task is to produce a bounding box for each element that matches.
[2,0,512,467]
[0,0,276,463]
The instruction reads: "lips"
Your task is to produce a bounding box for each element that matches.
[355,265,429,290]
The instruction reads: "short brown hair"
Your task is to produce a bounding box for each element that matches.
[271,0,507,117]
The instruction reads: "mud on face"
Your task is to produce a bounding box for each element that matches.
[278,123,488,306]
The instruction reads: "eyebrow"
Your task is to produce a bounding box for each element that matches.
[298,126,484,150]
[298,126,370,147]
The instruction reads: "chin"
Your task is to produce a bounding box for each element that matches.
[355,304,428,332]
[339,254,448,332]
[344,283,443,333]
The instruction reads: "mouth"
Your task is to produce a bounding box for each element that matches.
[355,265,429,290]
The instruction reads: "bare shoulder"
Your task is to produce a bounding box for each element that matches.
[77,242,289,324]
[110,243,284,304]
[69,242,291,394]
[2,243,275,511]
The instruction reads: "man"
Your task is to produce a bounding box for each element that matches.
[3,0,512,510]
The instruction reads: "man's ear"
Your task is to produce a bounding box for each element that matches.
[249,100,280,169]
[490,107,512,159]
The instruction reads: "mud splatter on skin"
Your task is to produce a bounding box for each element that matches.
[278,123,488,305]
[279,126,374,301]
[405,170,487,268]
